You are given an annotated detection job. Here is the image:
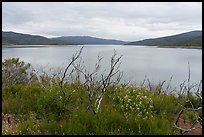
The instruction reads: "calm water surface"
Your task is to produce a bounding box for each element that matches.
[2,45,202,91]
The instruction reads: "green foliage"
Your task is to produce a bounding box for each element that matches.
[185,93,202,109]
[2,58,37,86]
[2,81,201,135]
[2,58,202,135]
[113,87,154,120]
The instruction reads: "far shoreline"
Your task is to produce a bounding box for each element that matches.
[156,45,202,49]
[2,44,202,50]
[2,44,78,48]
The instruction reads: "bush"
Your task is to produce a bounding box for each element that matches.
[2,58,37,86]
[2,58,202,135]
[113,87,154,120]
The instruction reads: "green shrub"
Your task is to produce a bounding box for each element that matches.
[113,87,154,120]
[2,58,202,135]
[2,58,37,86]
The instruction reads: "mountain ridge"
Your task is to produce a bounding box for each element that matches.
[52,36,128,45]
[125,30,202,46]
[2,30,202,47]
[2,31,129,45]
[2,31,73,45]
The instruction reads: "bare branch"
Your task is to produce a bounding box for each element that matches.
[187,61,191,84]
[59,46,84,96]
[165,76,173,93]
[141,75,147,87]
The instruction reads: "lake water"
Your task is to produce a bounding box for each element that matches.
[2,45,202,92]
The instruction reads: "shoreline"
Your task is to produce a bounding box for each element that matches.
[2,44,202,49]
[2,44,78,48]
[156,45,202,49]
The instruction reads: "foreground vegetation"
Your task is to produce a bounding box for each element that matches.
[2,50,202,135]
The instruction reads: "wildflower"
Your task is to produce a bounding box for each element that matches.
[144,109,146,112]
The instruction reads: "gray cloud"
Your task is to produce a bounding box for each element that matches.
[2,3,34,26]
[2,2,202,41]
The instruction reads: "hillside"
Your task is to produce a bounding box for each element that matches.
[2,30,202,47]
[52,36,128,45]
[125,31,202,47]
[2,31,128,46]
[2,31,74,46]
[173,36,202,47]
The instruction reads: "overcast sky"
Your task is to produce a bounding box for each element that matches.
[2,2,202,41]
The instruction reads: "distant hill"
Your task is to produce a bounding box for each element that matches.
[2,31,74,46]
[2,30,202,47]
[52,36,128,45]
[2,31,129,46]
[173,36,202,47]
[125,31,202,47]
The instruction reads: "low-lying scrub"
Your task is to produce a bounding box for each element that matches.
[2,54,202,135]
